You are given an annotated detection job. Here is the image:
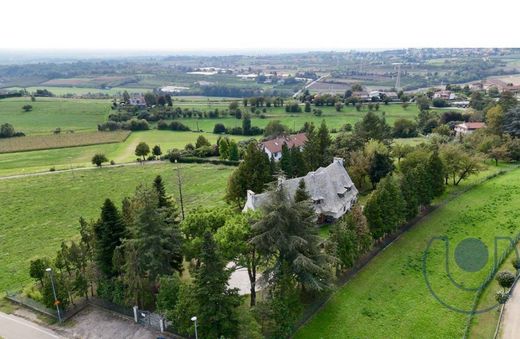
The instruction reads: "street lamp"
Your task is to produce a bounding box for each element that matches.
[191,316,198,339]
[46,268,62,323]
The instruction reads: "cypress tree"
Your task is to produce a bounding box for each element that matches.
[280,143,292,177]
[94,199,126,277]
[428,151,446,197]
[290,145,307,177]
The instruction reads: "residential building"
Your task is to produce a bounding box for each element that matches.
[455,122,486,135]
[243,158,358,222]
[260,133,307,161]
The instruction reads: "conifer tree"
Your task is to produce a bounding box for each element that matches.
[280,143,293,177]
[93,199,126,277]
[193,232,241,338]
[428,151,446,197]
[294,179,310,202]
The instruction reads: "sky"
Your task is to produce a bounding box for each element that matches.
[1,0,519,53]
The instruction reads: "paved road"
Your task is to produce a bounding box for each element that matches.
[0,312,62,339]
[501,281,520,339]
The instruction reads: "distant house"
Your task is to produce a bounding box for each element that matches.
[243,158,358,222]
[433,90,456,100]
[128,96,146,108]
[455,122,486,135]
[260,133,307,161]
[351,91,370,101]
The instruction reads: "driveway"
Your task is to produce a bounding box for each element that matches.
[0,311,62,339]
[500,281,520,338]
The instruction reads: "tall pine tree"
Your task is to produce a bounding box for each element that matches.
[93,199,126,277]
[193,232,241,338]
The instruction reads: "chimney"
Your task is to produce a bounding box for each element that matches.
[333,157,344,167]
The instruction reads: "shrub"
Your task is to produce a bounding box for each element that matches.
[496,291,509,304]
[213,123,227,134]
[496,271,515,291]
[513,258,520,271]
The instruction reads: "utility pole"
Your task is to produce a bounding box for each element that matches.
[175,160,185,220]
[46,268,62,323]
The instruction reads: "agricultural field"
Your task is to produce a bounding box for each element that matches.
[5,86,152,96]
[0,130,248,176]
[0,131,130,153]
[0,97,111,134]
[0,162,234,292]
[296,167,520,339]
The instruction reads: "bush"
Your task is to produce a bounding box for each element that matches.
[513,258,520,271]
[170,121,190,131]
[496,291,509,304]
[169,156,239,166]
[213,123,227,134]
[432,98,449,108]
[496,271,515,290]
[228,127,243,135]
[49,167,56,172]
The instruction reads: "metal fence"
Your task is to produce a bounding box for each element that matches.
[4,292,184,338]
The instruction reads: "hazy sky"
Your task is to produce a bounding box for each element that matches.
[1,0,518,52]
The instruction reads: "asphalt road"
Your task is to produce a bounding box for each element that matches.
[0,312,62,339]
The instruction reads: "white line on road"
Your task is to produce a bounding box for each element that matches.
[0,312,60,339]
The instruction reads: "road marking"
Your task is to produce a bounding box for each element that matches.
[0,312,60,338]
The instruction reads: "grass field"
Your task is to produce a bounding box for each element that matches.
[0,130,249,176]
[0,97,111,134]
[0,162,233,292]
[296,167,520,339]
[0,131,130,153]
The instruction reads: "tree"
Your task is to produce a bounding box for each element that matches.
[486,105,504,135]
[264,120,288,138]
[29,258,50,286]
[219,138,230,160]
[303,121,332,170]
[214,123,226,134]
[391,143,413,164]
[294,179,310,202]
[280,143,293,177]
[393,119,418,138]
[428,151,446,197]
[122,90,130,104]
[498,91,518,112]
[22,104,33,112]
[156,274,181,316]
[152,145,162,157]
[251,184,334,291]
[228,140,239,161]
[326,204,371,271]
[91,153,108,167]
[496,271,515,292]
[353,111,392,142]
[440,144,484,185]
[416,95,431,111]
[93,199,126,277]
[364,176,406,238]
[503,106,520,138]
[368,152,394,188]
[144,92,156,106]
[0,123,15,138]
[195,135,211,148]
[226,142,271,207]
[242,113,252,135]
[192,232,241,338]
[135,142,150,160]
[215,212,264,306]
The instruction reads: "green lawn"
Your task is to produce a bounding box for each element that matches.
[296,167,520,339]
[172,103,420,133]
[0,97,111,134]
[0,163,233,292]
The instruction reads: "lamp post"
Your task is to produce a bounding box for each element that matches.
[46,268,62,323]
[191,316,198,339]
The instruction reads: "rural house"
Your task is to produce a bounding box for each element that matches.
[128,95,147,108]
[243,158,358,222]
[454,122,486,135]
[260,133,307,161]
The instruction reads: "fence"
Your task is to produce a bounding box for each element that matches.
[4,292,184,338]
